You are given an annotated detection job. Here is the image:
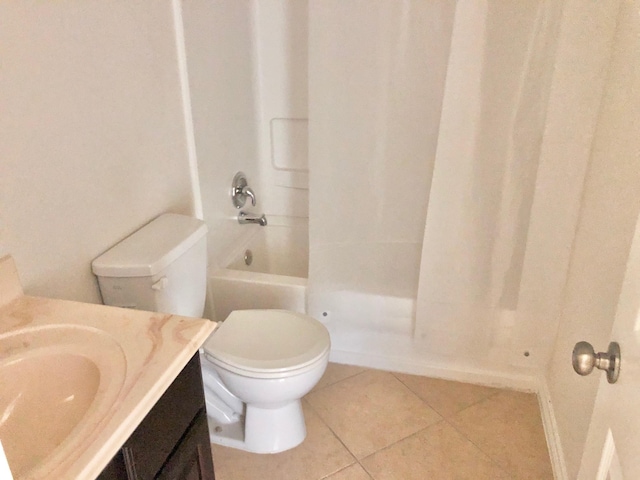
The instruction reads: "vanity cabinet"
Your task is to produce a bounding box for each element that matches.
[99,354,215,480]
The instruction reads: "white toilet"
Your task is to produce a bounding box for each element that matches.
[92,213,330,454]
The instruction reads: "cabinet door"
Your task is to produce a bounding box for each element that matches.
[123,355,206,479]
[97,450,128,480]
[156,409,215,480]
[97,354,215,480]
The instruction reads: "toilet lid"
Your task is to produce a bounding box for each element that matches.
[204,310,330,374]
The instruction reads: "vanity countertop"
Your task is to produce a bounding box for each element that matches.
[0,255,217,479]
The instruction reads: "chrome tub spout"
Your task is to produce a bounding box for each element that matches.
[238,211,267,226]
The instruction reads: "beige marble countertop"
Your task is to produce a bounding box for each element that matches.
[0,256,217,479]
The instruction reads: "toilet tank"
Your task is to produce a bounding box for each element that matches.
[92,213,208,317]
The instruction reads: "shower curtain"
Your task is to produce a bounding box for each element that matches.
[308,0,569,368]
[414,0,565,365]
[307,0,456,331]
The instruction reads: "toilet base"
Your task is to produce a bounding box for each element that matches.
[208,400,307,454]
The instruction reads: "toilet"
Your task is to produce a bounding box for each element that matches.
[91,213,330,454]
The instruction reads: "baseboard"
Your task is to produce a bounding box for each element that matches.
[536,375,569,480]
[329,347,538,392]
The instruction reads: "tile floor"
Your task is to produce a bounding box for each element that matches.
[211,363,553,480]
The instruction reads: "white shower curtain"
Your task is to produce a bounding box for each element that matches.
[414,0,566,366]
[307,0,456,331]
[307,0,572,369]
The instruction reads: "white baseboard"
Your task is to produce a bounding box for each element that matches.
[329,347,538,392]
[535,376,569,480]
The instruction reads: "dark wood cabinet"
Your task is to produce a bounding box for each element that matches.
[99,354,215,480]
[156,410,213,480]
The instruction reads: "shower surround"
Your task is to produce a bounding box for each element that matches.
[184,0,576,388]
[179,1,640,477]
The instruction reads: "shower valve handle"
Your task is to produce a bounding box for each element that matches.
[231,172,257,208]
[242,186,256,206]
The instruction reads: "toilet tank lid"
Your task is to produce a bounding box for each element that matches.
[91,213,208,278]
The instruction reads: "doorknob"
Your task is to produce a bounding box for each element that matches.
[572,341,621,384]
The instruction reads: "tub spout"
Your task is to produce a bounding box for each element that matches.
[238,211,267,226]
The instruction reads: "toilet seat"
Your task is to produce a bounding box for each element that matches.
[203,310,330,379]
[205,352,329,380]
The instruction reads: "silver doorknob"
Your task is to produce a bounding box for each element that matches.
[572,341,621,384]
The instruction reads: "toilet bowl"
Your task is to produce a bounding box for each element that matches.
[91,213,331,454]
[201,309,330,453]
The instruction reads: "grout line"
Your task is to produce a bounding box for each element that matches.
[308,368,451,477]
[358,419,446,462]
[391,370,505,419]
[318,462,374,480]
[390,371,437,408]
[307,369,446,460]
[442,416,515,479]
[443,388,504,417]
[442,395,519,479]
[317,462,356,480]
[385,374,520,477]
[310,365,371,393]
[304,400,359,459]
[302,399,361,471]
[354,461,375,480]
[304,393,441,480]
[354,423,449,480]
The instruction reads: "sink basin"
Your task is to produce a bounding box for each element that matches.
[0,352,100,477]
[0,325,126,478]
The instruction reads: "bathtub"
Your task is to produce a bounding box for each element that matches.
[208,216,308,322]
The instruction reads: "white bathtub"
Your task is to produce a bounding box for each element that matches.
[208,216,308,322]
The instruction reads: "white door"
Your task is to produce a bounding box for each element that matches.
[578,209,640,479]
[577,3,640,477]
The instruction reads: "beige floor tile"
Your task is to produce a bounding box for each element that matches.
[306,369,441,459]
[323,463,373,480]
[449,390,553,479]
[361,422,512,480]
[312,362,368,392]
[393,373,500,417]
[212,401,355,480]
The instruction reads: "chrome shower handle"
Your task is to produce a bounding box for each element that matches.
[241,186,256,206]
[231,172,258,208]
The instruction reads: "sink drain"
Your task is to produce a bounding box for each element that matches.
[244,249,253,266]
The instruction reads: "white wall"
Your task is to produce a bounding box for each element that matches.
[180,0,261,265]
[0,2,195,303]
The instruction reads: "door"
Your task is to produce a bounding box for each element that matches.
[576,3,640,477]
[578,205,640,479]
